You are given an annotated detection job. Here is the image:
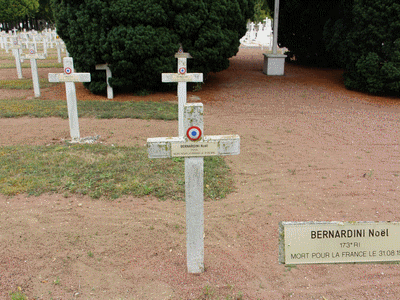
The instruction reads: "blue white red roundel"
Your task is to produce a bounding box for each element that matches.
[179,67,186,75]
[64,67,72,75]
[29,49,34,54]
[187,126,202,141]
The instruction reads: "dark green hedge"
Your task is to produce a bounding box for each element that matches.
[51,0,254,94]
[268,0,400,96]
[341,0,400,95]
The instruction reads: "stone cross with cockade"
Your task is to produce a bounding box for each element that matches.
[162,46,203,137]
[147,103,240,273]
[21,47,46,97]
[48,57,91,142]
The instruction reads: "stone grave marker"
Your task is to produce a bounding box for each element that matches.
[21,47,46,97]
[279,221,400,265]
[147,103,240,273]
[48,57,91,142]
[95,64,113,99]
[162,46,203,137]
[249,22,256,41]
[263,0,287,75]
[56,40,64,63]
[10,38,23,79]
[4,35,10,53]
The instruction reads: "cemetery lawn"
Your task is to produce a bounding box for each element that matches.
[0,47,400,300]
[0,144,232,200]
[0,78,58,89]
[0,98,178,120]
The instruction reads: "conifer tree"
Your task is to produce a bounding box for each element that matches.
[51,0,254,94]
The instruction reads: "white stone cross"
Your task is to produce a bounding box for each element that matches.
[95,64,113,99]
[147,103,240,273]
[10,38,23,79]
[21,47,46,97]
[48,57,91,142]
[56,40,64,63]
[162,46,203,137]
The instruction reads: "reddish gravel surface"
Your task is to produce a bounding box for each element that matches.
[1,47,400,299]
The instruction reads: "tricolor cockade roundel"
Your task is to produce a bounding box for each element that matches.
[29,49,35,54]
[187,126,202,141]
[179,67,186,75]
[64,67,72,75]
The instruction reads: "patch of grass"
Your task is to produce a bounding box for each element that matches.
[9,291,27,300]
[0,62,63,69]
[196,284,243,300]
[0,78,58,89]
[0,144,234,200]
[365,169,374,178]
[285,264,297,271]
[0,99,178,120]
[77,100,178,120]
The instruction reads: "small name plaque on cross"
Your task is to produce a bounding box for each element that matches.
[148,103,240,273]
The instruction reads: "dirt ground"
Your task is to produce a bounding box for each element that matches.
[1,47,400,300]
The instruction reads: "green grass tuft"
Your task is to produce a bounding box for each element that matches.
[0,99,178,120]
[0,62,63,69]
[0,78,58,89]
[0,144,234,200]
[9,291,27,300]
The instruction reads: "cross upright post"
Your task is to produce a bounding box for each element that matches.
[56,40,64,63]
[48,57,91,142]
[10,38,23,79]
[162,46,203,137]
[147,103,240,273]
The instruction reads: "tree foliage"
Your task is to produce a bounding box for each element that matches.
[36,0,54,23]
[267,0,399,96]
[51,0,254,94]
[326,0,400,95]
[0,0,39,23]
[252,0,271,23]
[267,0,339,66]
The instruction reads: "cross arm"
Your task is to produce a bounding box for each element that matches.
[22,53,46,60]
[147,135,240,159]
[95,64,109,70]
[48,73,91,83]
[203,135,240,156]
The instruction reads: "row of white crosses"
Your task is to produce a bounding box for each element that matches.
[240,18,273,48]
[148,46,240,273]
